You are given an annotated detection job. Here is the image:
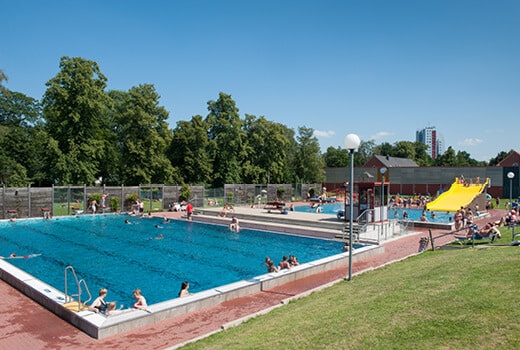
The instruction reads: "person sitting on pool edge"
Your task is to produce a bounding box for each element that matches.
[133,289,148,311]
[288,254,299,266]
[264,257,279,273]
[278,255,291,270]
[89,288,110,314]
[178,281,192,297]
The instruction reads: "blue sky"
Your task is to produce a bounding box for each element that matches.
[2,0,519,162]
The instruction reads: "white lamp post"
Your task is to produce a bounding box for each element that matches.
[344,133,360,281]
[508,171,515,240]
[380,167,387,240]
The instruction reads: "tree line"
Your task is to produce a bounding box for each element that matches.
[0,57,511,187]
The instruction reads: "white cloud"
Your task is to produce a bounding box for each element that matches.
[370,131,393,140]
[314,130,335,138]
[458,138,483,146]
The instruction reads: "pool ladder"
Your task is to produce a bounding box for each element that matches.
[64,265,92,312]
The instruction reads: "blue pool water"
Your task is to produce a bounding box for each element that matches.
[294,203,344,215]
[388,208,453,223]
[0,215,345,307]
[295,204,453,223]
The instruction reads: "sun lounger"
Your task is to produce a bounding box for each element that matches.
[455,224,496,245]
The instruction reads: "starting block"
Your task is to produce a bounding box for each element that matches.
[7,209,17,218]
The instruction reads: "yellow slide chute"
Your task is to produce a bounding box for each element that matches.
[426,178,488,212]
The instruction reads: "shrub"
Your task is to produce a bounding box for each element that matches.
[110,197,120,212]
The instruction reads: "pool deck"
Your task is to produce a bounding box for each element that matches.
[0,207,505,350]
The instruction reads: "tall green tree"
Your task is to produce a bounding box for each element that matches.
[392,141,417,160]
[355,140,376,166]
[42,56,113,185]
[323,146,348,167]
[116,84,175,185]
[0,87,42,185]
[293,126,324,183]
[455,150,484,167]
[374,142,394,159]
[435,146,457,166]
[169,115,211,185]
[489,150,512,166]
[242,115,292,184]
[206,92,245,187]
[412,141,433,166]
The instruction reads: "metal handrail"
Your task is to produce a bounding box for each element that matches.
[64,265,92,311]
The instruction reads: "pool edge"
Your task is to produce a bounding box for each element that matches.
[0,244,382,339]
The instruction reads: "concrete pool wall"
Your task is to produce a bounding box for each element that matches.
[0,241,382,339]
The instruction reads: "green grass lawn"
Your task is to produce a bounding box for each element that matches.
[180,246,520,350]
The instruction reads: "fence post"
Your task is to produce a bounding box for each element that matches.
[2,185,5,220]
[28,185,32,218]
[52,184,55,217]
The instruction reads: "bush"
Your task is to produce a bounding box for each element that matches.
[276,187,286,201]
[180,184,191,202]
[110,197,120,212]
[125,193,139,210]
[88,193,102,204]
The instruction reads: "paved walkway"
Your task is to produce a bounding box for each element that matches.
[0,209,504,350]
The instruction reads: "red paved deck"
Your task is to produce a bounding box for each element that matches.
[0,210,504,350]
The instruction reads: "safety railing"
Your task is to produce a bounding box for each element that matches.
[64,265,92,312]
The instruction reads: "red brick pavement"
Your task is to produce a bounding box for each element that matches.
[0,210,504,350]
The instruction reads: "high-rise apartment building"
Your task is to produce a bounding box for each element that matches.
[416,126,443,159]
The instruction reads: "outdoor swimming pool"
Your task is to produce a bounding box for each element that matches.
[295,203,453,223]
[0,215,345,308]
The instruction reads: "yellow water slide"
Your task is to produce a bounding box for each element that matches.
[426,178,488,212]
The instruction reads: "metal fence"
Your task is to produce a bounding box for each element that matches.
[1,183,321,219]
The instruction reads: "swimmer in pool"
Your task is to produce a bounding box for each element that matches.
[0,253,41,259]
[178,281,191,297]
[229,216,240,232]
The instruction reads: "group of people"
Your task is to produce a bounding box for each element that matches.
[454,206,477,230]
[389,194,432,209]
[218,203,235,217]
[90,282,195,316]
[89,288,148,316]
[264,255,299,273]
[88,193,109,214]
[130,199,145,216]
